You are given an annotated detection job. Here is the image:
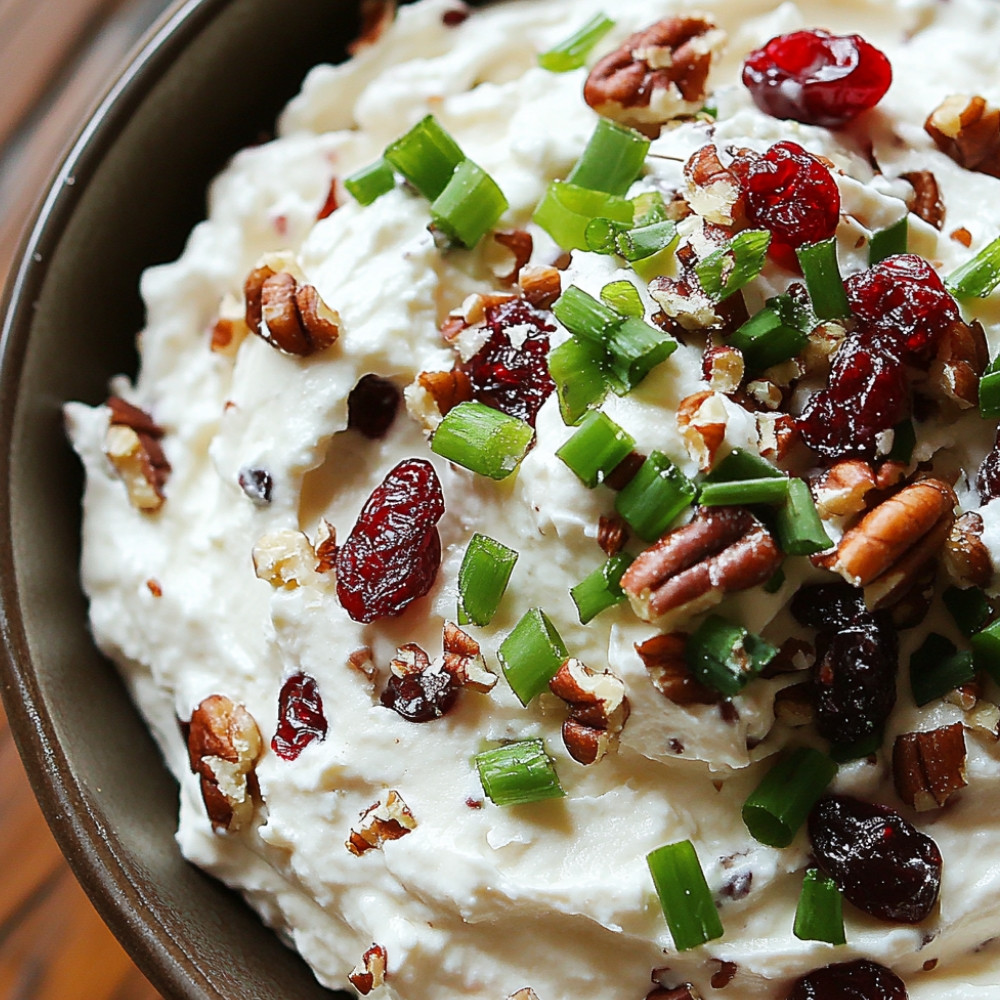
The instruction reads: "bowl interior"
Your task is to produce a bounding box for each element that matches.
[0,0,366,995]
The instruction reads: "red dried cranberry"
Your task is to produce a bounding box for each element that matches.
[790,582,867,630]
[809,795,942,924]
[978,430,1000,502]
[347,374,401,439]
[845,255,960,365]
[786,959,907,1000]
[272,672,328,761]
[335,459,445,623]
[742,30,892,129]
[380,668,458,722]
[460,298,555,427]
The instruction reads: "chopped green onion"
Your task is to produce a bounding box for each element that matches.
[537,13,615,72]
[585,217,632,255]
[557,410,635,488]
[829,729,883,764]
[887,419,916,464]
[764,567,786,594]
[912,633,977,706]
[616,220,679,262]
[552,285,621,345]
[431,401,534,480]
[497,608,568,705]
[696,230,770,301]
[647,840,724,951]
[946,233,1000,299]
[570,552,635,624]
[548,336,609,424]
[475,739,565,806]
[614,451,696,541]
[797,238,850,320]
[979,354,1000,419]
[943,585,993,638]
[698,477,790,507]
[533,180,633,251]
[742,747,837,848]
[457,534,518,627]
[429,159,508,248]
[632,191,669,227]
[344,158,395,206]
[706,448,783,483]
[567,118,650,197]
[686,615,777,697]
[794,869,846,946]
[384,115,464,201]
[869,217,908,265]
[729,299,809,377]
[775,478,832,557]
[606,316,678,391]
[601,280,645,318]
[973,618,1000,685]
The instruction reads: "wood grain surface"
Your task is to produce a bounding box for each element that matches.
[1,0,171,995]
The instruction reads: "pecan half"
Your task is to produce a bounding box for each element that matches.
[634,633,718,705]
[549,658,629,764]
[584,17,725,136]
[244,266,340,356]
[929,319,988,410]
[348,943,388,996]
[518,264,562,309]
[893,723,967,811]
[900,171,945,230]
[945,510,994,588]
[187,695,262,833]
[676,391,727,471]
[346,790,417,856]
[925,95,1000,178]
[621,507,782,626]
[103,398,171,511]
[441,621,497,692]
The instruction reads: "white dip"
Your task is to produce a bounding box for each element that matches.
[66,0,1000,997]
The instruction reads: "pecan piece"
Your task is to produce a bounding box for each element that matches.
[584,17,725,136]
[702,344,744,395]
[252,530,320,589]
[945,511,994,588]
[493,229,533,284]
[187,695,262,833]
[348,943,388,996]
[684,145,744,226]
[925,95,1000,178]
[929,319,988,410]
[549,658,629,765]
[518,264,562,309]
[244,266,340,356]
[441,621,497,692]
[621,507,782,626]
[103,398,171,511]
[314,519,338,573]
[418,369,473,416]
[634,633,718,705]
[893,723,967,811]
[390,643,431,677]
[676,390,726,471]
[900,171,945,230]
[811,460,878,519]
[346,790,417,856]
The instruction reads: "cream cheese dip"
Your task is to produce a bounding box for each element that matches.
[66,0,1000,997]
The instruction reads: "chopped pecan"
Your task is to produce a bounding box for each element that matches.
[702,344,744,395]
[967,699,1000,739]
[634,633,718,705]
[945,511,994,588]
[951,227,973,248]
[346,790,416,856]
[598,513,629,557]
[508,991,541,1000]
[929,319,988,410]
[893,723,967,811]
[756,413,798,462]
[348,645,377,680]
[621,507,782,626]
[252,530,320,589]
[244,265,340,356]
[745,378,783,411]
[441,622,497,692]
[549,658,629,764]
[584,17,725,136]
[314,519,338,573]
[187,695,262,833]
[811,460,879,519]
[650,273,723,331]
[925,94,1000,178]
[210,314,250,355]
[348,943,388,996]
[493,229,533,284]
[518,264,562,309]
[900,171,945,230]
[390,643,431,677]
[418,370,473,416]
[676,391,727,471]
[347,0,396,55]
[684,145,744,226]
[103,398,170,511]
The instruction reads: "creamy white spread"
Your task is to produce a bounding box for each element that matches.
[66,0,1000,996]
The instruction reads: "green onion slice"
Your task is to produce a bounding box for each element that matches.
[705,448,783,483]
[548,336,609,425]
[979,354,1000,419]
[696,229,771,301]
[429,159,509,248]
[698,477,790,507]
[533,180,633,251]
[497,608,568,705]
[344,158,395,206]
[616,220,679,262]
[431,401,534,480]
[686,615,778,697]
[614,451,697,541]
[384,115,464,201]
[764,567,786,594]
[912,632,977,706]
[552,285,621,345]
[972,617,1000,684]
[567,118,650,197]
[869,217,908,265]
[606,316,678,392]
[556,410,635,488]
[631,190,669,226]
[797,238,850,320]
[457,534,518,627]
[775,478,833,557]
[585,217,632,255]
[742,747,838,848]
[946,233,1000,299]
[537,13,615,72]
[829,729,883,764]
[729,298,810,377]
[646,840,724,952]
[794,869,846,946]
[601,280,645,318]
[570,552,635,624]
[475,739,565,806]
[943,585,992,638]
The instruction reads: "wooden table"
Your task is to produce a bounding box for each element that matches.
[1,0,171,994]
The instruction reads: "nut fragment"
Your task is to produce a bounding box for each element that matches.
[252,530,320,589]
[346,790,417,856]
[944,511,994,589]
[900,171,945,230]
[549,658,629,765]
[649,273,723,331]
[811,461,878,519]
[314,519,338,573]
[584,17,725,136]
[417,370,474,417]
[893,723,967,811]
[598,514,629,557]
[634,633,718,705]
[684,145,744,226]
[187,695,262,833]
[348,943,388,996]
[508,990,541,1000]
[676,391,727,471]
[493,229,534,284]
[702,345,745,395]
[103,398,171,511]
[929,319,988,410]
[925,94,1000,178]
[518,264,562,309]
[621,507,782,626]
[244,265,340,356]
[441,621,497,692]
[390,643,431,677]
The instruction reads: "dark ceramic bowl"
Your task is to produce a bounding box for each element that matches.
[0,1,374,996]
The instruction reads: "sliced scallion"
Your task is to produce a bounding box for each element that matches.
[696,229,771,301]
[497,608,568,705]
[552,285,621,346]
[570,552,635,624]
[698,477,790,507]
[616,220,679,262]
[567,118,650,197]
[972,617,1000,684]
[430,159,508,248]
[912,632,976,706]
[431,401,534,480]
[946,233,1000,299]
[979,355,1000,419]
[646,840,724,952]
[601,280,645,318]
[775,478,833,557]
[793,869,846,946]
[797,237,849,320]
[547,336,609,425]
[869,217,908,265]
[943,585,992,638]
[829,729,883,764]
[457,534,518,627]
[344,158,395,206]
[537,13,615,73]
[384,115,464,201]
[705,448,783,483]
[614,451,696,541]
[475,739,565,806]
[585,217,632,255]
[533,180,633,251]
[764,567,786,594]
[729,299,809,377]
[631,190,668,227]
[686,615,778,697]
[606,316,678,391]
[556,410,635,488]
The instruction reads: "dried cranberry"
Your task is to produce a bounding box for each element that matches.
[978,430,1000,502]
[845,255,960,365]
[809,795,942,923]
[380,668,458,722]
[790,582,867,630]
[742,30,892,129]
[460,298,555,427]
[786,959,908,1000]
[272,672,328,761]
[347,374,401,439]
[336,459,445,623]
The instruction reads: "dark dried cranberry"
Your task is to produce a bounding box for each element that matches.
[239,467,273,505]
[790,582,868,630]
[272,672,328,761]
[442,5,469,25]
[809,795,942,923]
[742,142,840,263]
[797,338,908,461]
[978,429,1000,502]
[460,298,555,427]
[335,459,445,623]
[380,669,458,722]
[742,30,892,129]
[786,959,907,1000]
[347,374,401,439]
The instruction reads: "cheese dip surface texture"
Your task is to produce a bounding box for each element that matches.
[66,0,1000,997]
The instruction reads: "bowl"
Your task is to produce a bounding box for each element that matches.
[0,0,372,995]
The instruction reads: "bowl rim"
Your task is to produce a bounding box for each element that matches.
[0,0,245,994]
